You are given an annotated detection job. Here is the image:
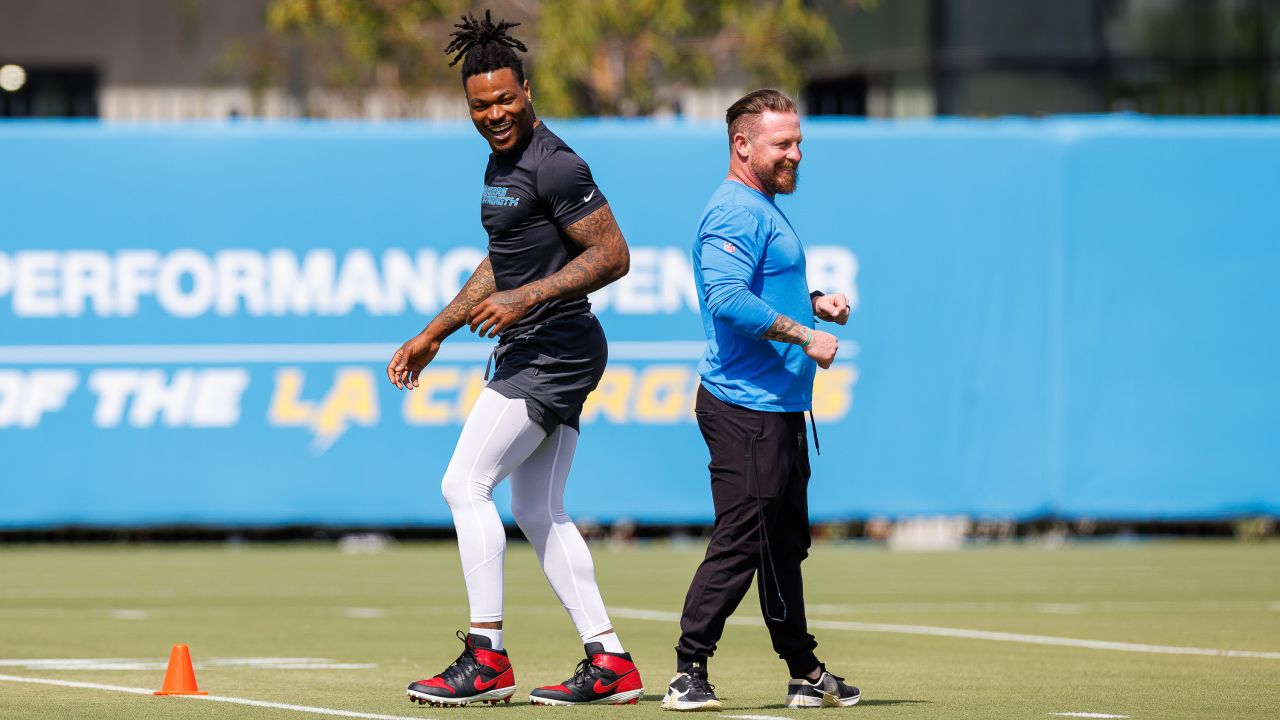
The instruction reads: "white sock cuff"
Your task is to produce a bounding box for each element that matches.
[590,631,624,654]
[469,626,504,651]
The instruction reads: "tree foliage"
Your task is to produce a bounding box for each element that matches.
[264,0,470,92]
[225,0,848,117]
[533,0,838,116]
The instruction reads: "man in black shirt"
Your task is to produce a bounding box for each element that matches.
[387,11,642,708]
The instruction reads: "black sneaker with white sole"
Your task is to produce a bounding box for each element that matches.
[785,667,860,708]
[660,666,722,711]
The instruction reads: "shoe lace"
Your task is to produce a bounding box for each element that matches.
[437,630,480,686]
[565,657,603,689]
[687,670,715,695]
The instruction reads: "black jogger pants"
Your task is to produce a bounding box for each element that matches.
[674,385,820,678]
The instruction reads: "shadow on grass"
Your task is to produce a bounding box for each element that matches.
[635,694,931,709]
[753,699,930,709]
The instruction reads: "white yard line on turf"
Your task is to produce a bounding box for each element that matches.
[810,599,1273,614]
[613,607,1280,660]
[0,658,376,671]
[722,714,792,720]
[107,609,150,620]
[0,674,430,720]
[1051,713,1130,719]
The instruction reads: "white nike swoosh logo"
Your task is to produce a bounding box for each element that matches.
[664,688,692,705]
[583,190,596,203]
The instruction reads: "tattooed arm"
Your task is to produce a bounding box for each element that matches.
[761,313,839,369]
[523,203,629,302]
[696,204,838,368]
[760,313,809,344]
[387,257,495,389]
[426,256,497,338]
[467,204,629,337]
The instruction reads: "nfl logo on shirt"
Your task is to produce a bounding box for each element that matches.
[723,242,737,253]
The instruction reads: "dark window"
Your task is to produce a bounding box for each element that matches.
[0,65,98,118]
[806,0,1279,117]
[805,76,869,116]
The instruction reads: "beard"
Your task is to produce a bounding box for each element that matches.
[751,157,799,195]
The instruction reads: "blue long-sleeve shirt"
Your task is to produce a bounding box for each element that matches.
[693,180,815,411]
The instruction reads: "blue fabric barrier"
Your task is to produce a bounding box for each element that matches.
[1,116,1276,526]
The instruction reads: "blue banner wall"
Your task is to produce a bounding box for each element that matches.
[1,117,1277,527]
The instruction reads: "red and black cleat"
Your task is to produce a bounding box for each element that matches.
[406,631,516,707]
[529,642,644,705]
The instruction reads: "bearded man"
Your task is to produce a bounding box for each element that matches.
[661,89,860,711]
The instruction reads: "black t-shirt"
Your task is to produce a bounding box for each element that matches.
[481,122,609,335]
[479,122,612,434]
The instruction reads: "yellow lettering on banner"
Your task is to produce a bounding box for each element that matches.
[813,365,858,421]
[311,370,378,448]
[635,365,691,423]
[404,368,459,425]
[266,361,855,447]
[268,368,313,425]
[269,368,378,450]
[581,367,635,423]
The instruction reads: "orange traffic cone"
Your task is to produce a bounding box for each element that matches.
[154,643,208,695]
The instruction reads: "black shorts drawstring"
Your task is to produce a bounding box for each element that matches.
[484,346,497,382]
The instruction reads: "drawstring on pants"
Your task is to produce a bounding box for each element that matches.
[750,432,788,624]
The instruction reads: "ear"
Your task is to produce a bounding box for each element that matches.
[731,131,752,161]
[523,79,532,103]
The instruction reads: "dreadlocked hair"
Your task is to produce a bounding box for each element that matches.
[444,9,528,83]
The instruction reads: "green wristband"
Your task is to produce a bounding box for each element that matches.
[801,329,812,348]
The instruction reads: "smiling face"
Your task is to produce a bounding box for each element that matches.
[464,68,536,153]
[740,110,802,195]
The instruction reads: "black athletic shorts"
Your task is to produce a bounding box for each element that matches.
[487,312,608,435]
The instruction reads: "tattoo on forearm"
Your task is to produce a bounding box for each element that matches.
[518,204,629,306]
[429,257,495,335]
[761,313,809,345]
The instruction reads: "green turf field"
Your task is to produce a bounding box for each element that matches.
[1,540,1277,719]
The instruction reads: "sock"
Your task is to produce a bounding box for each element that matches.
[470,627,503,651]
[677,656,706,675]
[590,631,624,654]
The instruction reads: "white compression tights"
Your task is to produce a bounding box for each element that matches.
[440,388,613,640]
